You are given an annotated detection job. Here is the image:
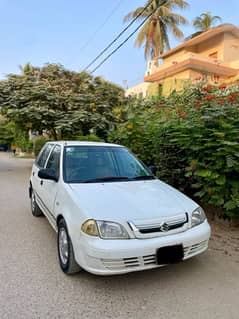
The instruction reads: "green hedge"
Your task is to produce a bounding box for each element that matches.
[74,134,103,142]
[33,137,49,156]
[13,129,33,153]
[109,85,239,219]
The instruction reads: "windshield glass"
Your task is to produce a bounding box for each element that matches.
[63,146,153,183]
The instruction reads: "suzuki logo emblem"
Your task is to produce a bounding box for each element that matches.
[159,222,170,232]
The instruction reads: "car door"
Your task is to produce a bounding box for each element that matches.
[31,143,54,204]
[39,144,62,226]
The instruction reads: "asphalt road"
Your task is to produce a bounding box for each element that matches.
[0,152,239,319]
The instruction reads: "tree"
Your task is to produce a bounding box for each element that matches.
[124,0,189,59]
[193,12,222,32]
[19,62,34,75]
[0,64,124,140]
[0,116,14,147]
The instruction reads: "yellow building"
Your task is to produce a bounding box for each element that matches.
[127,24,239,97]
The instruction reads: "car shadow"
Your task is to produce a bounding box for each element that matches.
[71,253,210,289]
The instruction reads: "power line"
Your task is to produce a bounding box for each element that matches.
[79,0,124,52]
[90,0,167,74]
[83,0,155,72]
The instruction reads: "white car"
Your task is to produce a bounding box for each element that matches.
[29,141,211,275]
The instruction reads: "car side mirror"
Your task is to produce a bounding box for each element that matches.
[38,168,58,182]
[148,165,157,175]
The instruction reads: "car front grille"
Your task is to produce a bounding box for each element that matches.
[129,213,189,239]
[184,240,208,258]
[138,220,187,234]
[101,254,156,270]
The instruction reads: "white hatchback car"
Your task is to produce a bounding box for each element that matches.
[29,141,211,275]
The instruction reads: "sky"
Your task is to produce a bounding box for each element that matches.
[0,0,238,88]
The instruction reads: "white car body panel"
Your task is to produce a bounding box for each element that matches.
[30,141,211,275]
[75,221,210,275]
[68,180,198,222]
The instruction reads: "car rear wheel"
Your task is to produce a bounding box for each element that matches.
[57,219,81,275]
[31,190,43,217]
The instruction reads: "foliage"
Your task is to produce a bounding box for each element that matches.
[193,12,222,31]
[124,0,188,59]
[33,136,49,156]
[14,133,33,153]
[0,118,33,152]
[0,64,124,141]
[74,134,103,142]
[0,117,14,147]
[110,84,239,218]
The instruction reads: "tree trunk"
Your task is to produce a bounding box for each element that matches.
[51,128,58,140]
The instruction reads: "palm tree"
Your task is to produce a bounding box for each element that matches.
[19,63,41,81]
[193,12,222,32]
[19,62,34,75]
[124,0,189,59]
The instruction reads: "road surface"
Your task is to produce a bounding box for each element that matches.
[0,152,239,319]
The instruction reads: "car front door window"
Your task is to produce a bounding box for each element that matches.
[46,145,61,180]
[36,144,54,169]
[39,145,61,224]
[32,144,54,199]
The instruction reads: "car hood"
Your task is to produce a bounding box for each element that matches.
[68,179,198,223]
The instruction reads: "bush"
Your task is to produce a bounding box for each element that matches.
[33,136,49,156]
[14,130,33,153]
[109,85,239,219]
[74,134,103,142]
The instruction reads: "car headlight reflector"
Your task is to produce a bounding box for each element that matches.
[192,207,206,227]
[81,219,99,237]
[97,221,129,239]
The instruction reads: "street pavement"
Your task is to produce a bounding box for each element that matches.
[0,151,239,319]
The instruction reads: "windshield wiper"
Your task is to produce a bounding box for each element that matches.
[81,176,130,183]
[80,175,155,183]
[131,175,155,180]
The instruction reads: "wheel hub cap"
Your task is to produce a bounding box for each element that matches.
[59,228,69,265]
[31,193,36,211]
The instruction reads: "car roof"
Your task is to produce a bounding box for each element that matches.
[46,141,123,148]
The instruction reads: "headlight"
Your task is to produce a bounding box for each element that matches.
[97,221,129,239]
[81,219,129,239]
[191,207,206,227]
[81,219,99,236]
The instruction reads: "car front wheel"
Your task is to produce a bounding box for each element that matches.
[31,190,43,217]
[57,219,81,275]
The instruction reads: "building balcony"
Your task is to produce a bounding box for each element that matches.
[144,53,239,82]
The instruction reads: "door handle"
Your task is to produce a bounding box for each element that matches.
[40,180,43,186]
[33,172,35,176]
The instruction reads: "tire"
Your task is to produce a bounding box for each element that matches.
[57,219,81,275]
[31,189,43,217]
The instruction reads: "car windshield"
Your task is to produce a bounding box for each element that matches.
[63,146,154,183]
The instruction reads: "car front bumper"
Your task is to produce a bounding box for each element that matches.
[73,220,211,275]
